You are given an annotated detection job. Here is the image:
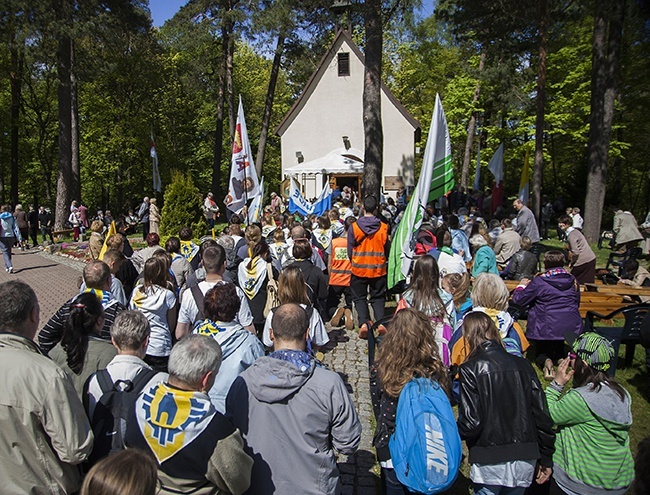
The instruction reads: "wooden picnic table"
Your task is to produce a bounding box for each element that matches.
[583,283,650,297]
[504,279,642,318]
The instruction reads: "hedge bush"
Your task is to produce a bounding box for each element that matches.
[160,170,207,237]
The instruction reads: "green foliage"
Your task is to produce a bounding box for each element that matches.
[159,170,207,237]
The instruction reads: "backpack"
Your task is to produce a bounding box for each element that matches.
[389,378,462,494]
[84,367,158,465]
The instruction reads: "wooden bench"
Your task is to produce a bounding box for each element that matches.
[504,279,636,318]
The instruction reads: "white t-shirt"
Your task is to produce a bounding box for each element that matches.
[262,303,329,348]
[130,285,177,357]
[178,280,253,328]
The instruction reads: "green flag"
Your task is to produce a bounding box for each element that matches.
[387,94,453,289]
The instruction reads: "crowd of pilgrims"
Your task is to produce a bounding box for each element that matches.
[3,190,645,495]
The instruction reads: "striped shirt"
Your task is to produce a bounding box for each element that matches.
[38,293,126,355]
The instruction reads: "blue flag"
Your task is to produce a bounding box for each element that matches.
[288,177,312,216]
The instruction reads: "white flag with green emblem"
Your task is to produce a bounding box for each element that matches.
[388,94,453,289]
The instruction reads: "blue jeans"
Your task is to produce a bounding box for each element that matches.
[473,484,527,495]
[0,237,14,269]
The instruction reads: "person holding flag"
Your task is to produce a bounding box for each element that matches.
[387,94,454,291]
[224,97,260,215]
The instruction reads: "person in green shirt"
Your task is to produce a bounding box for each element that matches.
[546,332,634,495]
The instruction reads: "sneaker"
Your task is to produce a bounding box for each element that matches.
[344,309,354,330]
[329,307,345,327]
[358,322,370,340]
[543,359,555,381]
[7,267,13,274]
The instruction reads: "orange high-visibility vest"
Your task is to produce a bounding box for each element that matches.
[350,221,388,278]
[329,237,352,286]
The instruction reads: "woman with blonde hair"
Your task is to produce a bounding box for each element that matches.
[238,236,276,337]
[370,308,452,494]
[87,220,105,260]
[80,448,158,495]
[442,272,472,319]
[449,273,529,367]
[261,264,329,351]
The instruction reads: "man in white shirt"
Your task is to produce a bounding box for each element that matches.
[176,245,255,339]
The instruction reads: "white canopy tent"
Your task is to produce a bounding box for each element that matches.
[284,147,364,175]
[284,148,364,198]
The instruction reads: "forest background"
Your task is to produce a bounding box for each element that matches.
[1,0,648,241]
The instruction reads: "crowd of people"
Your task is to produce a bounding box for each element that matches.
[0,185,648,495]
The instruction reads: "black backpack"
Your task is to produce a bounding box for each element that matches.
[84,367,158,465]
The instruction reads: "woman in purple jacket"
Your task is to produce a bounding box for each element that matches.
[512,250,582,380]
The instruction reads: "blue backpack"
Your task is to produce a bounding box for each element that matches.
[389,378,462,494]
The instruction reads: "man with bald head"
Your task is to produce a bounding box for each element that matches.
[513,198,540,243]
[279,224,326,271]
[226,303,360,494]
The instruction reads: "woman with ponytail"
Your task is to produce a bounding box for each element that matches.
[50,292,116,399]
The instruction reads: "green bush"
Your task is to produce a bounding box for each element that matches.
[160,170,207,237]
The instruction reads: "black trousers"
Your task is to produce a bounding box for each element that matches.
[529,339,566,370]
[350,274,386,325]
[141,221,150,240]
[327,285,353,318]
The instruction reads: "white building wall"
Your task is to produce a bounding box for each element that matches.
[280,38,416,199]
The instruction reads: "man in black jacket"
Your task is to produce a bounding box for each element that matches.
[457,312,555,495]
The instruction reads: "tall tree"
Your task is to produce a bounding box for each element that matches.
[255,31,284,177]
[532,0,548,220]
[583,0,624,242]
[54,0,73,229]
[9,26,22,206]
[362,0,384,200]
[461,51,485,189]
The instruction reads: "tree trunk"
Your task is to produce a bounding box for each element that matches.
[255,32,285,178]
[532,0,548,222]
[55,29,73,230]
[362,0,383,201]
[226,23,235,142]
[583,0,624,243]
[71,40,81,202]
[212,34,227,201]
[10,36,23,207]
[461,51,486,190]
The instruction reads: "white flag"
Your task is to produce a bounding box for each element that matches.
[388,94,453,289]
[224,96,260,213]
[487,143,504,184]
[151,132,162,193]
[248,177,264,224]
